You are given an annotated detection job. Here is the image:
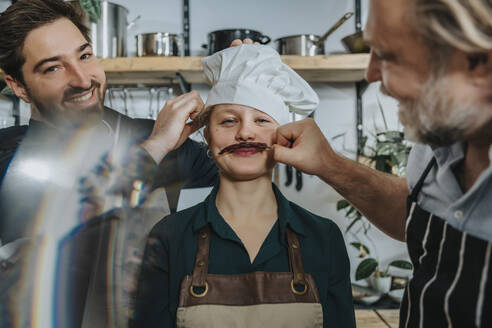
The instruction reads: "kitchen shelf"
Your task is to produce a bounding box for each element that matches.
[100,54,369,85]
[0,54,369,85]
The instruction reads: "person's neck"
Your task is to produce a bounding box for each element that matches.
[215,174,277,225]
[29,105,104,130]
[461,140,491,192]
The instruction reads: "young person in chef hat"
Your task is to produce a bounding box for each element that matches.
[133,45,355,328]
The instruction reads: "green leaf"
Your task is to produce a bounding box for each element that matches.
[356,258,378,280]
[80,0,102,22]
[1,85,14,96]
[378,131,404,143]
[359,136,368,152]
[389,260,413,270]
[376,142,398,156]
[350,242,370,255]
[336,199,350,211]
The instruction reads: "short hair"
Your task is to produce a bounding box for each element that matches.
[0,0,90,83]
[415,0,492,53]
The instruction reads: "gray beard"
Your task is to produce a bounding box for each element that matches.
[397,74,489,146]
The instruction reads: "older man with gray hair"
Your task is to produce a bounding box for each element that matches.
[255,0,491,326]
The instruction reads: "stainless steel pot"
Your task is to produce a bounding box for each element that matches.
[276,34,324,56]
[67,1,137,58]
[136,33,182,57]
[276,12,354,56]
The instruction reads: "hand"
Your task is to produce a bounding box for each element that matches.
[229,38,260,47]
[272,118,338,176]
[141,90,204,163]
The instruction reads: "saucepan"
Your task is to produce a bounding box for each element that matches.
[276,12,354,56]
[341,31,370,53]
[205,29,271,55]
[136,33,182,57]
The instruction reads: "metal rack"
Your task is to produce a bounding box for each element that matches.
[355,0,368,157]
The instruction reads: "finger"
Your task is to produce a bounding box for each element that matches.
[176,123,200,148]
[170,92,205,117]
[230,39,243,47]
[275,122,302,147]
[187,117,205,132]
[254,42,260,45]
[272,144,300,168]
[243,38,253,44]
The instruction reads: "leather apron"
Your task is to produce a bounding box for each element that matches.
[401,158,492,327]
[176,225,323,328]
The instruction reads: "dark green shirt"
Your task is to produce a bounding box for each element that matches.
[134,184,355,328]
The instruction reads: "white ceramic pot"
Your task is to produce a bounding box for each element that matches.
[369,275,392,294]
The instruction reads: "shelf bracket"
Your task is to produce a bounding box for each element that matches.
[183,0,190,56]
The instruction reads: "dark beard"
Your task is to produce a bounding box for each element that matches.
[27,81,104,128]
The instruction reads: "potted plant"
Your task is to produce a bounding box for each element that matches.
[335,100,413,292]
[352,242,412,293]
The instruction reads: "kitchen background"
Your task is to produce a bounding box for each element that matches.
[0,0,408,294]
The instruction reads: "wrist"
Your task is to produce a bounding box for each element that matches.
[141,137,171,164]
[318,147,345,185]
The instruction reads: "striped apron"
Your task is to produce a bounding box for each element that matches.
[176,225,323,328]
[400,158,492,327]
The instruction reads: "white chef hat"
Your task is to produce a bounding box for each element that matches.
[201,44,319,125]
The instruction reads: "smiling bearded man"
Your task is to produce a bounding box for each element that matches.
[0,1,218,327]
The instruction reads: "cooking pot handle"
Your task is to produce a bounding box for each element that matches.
[260,35,271,45]
[127,15,141,30]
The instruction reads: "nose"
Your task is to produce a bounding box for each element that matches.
[68,62,92,89]
[365,50,382,83]
[236,122,256,142]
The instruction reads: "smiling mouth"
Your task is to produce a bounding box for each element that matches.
[218,142,271,155]
[66,88,94,103]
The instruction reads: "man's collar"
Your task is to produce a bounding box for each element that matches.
[192,182,306,242]
[431,141,466,168]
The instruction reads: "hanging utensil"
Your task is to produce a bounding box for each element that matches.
[295,169,303,191]
[148,88,156,119]
[122,87,129,116]
[285,165,293,187]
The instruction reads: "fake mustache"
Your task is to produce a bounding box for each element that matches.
[218,142,271,155]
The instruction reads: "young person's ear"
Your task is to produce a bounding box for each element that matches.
[5,75,30,103]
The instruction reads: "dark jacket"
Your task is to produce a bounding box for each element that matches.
[0,108,218,327]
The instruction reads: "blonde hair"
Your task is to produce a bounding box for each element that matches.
[416,0,492,53]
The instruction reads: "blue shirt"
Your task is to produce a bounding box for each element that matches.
[134,183,355,328]
[406,142,492,242]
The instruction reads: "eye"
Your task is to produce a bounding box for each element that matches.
[219,118,236,125]
[44,66,59,74]
[375,50,395,62]
[81,53,92,60]
[256,118,271,124]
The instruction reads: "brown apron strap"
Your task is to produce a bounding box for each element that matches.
[191,225,211,287]
[191,225,306,287]
[286,227,306,286]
